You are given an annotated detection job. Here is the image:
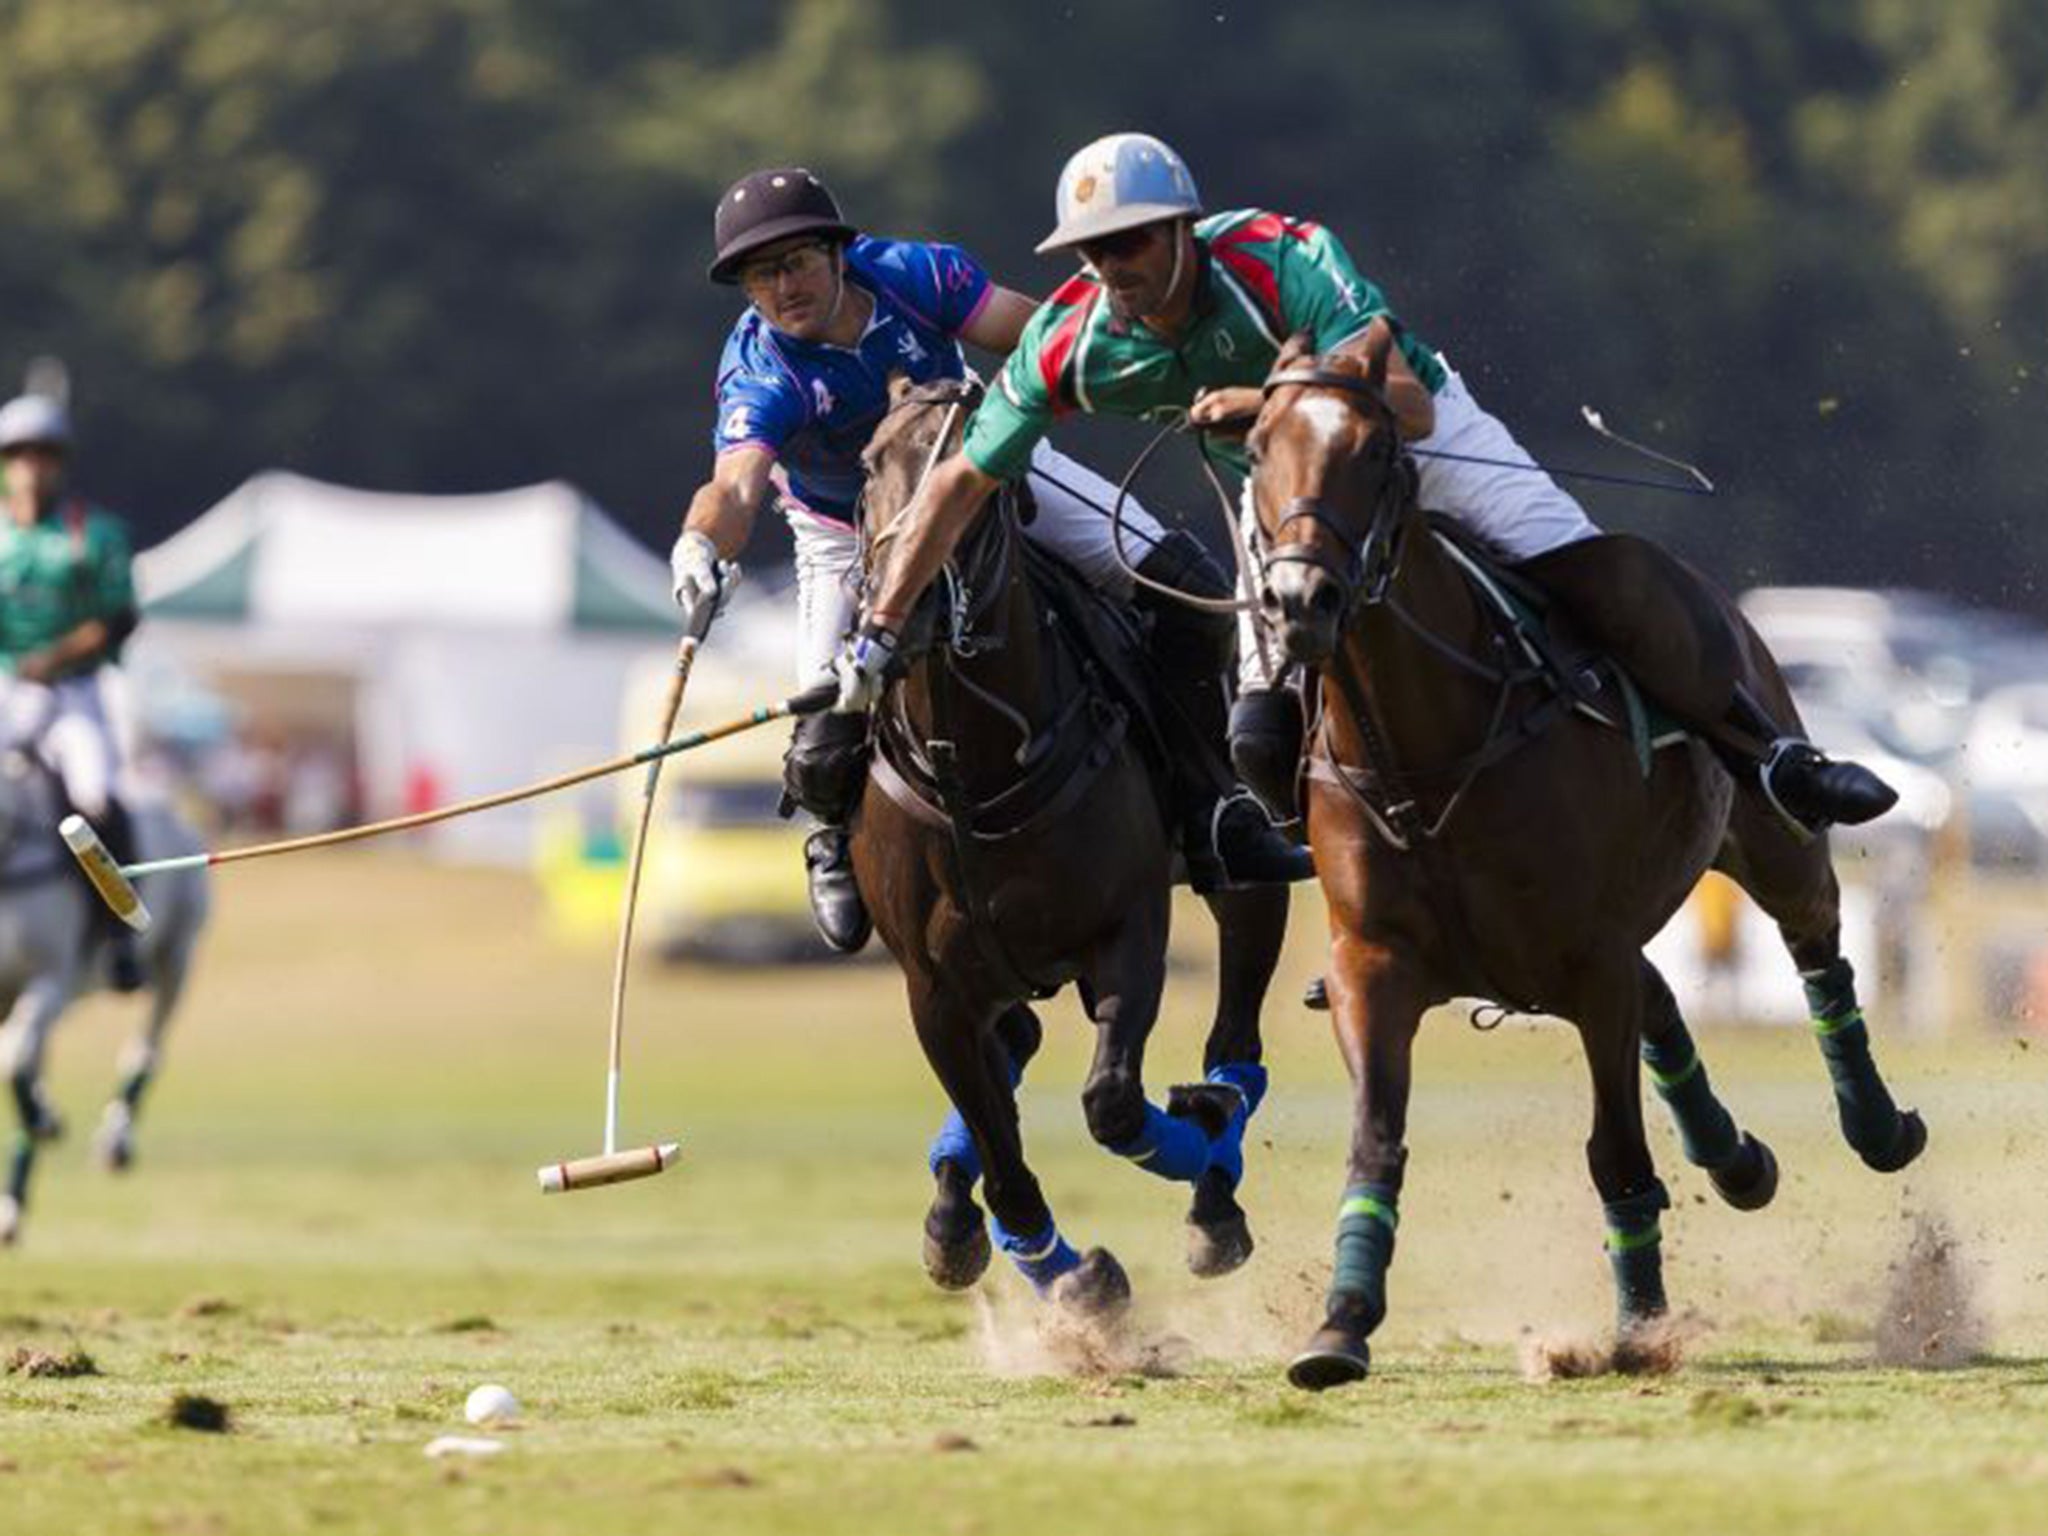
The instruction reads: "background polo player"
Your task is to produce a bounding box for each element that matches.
[670,167,1308,955]
[0,393,146,990]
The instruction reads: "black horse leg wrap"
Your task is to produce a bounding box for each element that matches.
[1603,1180,1670,1325]
[1802,957,1905,1160]
[1641,1019,1740,1171]
[1328,1183,1398,1331]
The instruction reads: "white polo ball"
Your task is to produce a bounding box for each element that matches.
[464,1383,520,1426]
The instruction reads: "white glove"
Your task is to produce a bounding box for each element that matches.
[831,625,902,714]
[669,530,738,637]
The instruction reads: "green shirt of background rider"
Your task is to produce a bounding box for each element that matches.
[0,392,147,991]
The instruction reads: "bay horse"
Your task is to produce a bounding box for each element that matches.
[1247,325,1924,1389]
[851,376,1288,1311]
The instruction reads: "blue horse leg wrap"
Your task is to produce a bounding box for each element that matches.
[991,1215,1082,1295]
[1641,1022,1740,1170]
[926,1045,1033,1185]
[1603,1181,1670,1324]
[1328,1184,1398,1330]
[1803,959,1903,1157]
[1202,1061,1269,1189]
[1112,1101,1213,1183]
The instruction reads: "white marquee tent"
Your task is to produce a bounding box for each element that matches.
[128,472,687,863]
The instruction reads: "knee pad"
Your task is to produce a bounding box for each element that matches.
[781,710,870,825]
[1229,689,1305,821]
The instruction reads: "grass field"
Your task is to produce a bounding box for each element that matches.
[3,854,2047,1535]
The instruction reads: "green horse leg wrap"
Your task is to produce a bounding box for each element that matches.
[1641,1021,1740,1170]
[1328,1184,1398,1332]
[1803,959,1904,1159]
[1603,1181,1669,1325]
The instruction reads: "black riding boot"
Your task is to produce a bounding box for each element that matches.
[92,797,146,993]
[783,709,873,954]
[1725,687,1898,837]
[1135,534,1314,893]
[1228,683,1307,826]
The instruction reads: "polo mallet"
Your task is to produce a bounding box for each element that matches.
[58,675,837,944]
[537,622,706,1195]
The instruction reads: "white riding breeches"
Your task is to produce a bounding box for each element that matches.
[787,440,1169,684]
[0,672,125,818]
[1237,362,1602,688]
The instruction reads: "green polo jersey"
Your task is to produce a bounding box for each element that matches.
[0,498,137,669]
[964,208,1447,480]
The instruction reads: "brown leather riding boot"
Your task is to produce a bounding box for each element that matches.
[1515,534,1896,835]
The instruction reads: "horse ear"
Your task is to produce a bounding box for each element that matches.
[1277,330,1314,370]
[887,369,915,406]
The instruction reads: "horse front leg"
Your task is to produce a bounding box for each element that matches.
[1181,883,1287,1278]
[1289,933,1425,1391]
[1574,952,1672,1337]
[1,977,74,1245]
[922,1002,1042,1289]
[1639,956,1778,1210]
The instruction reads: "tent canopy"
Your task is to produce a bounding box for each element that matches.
[136,471,675,633]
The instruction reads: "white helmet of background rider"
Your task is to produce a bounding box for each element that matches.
[0,394,72,454]
[1035,132,1203,255]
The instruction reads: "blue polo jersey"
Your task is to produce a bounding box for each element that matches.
[710,235,994,525]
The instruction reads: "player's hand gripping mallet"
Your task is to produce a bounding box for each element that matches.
[538,619,707,1194]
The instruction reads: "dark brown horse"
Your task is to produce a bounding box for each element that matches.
[1247,325,1924,1389]
[851,377,1287,1310]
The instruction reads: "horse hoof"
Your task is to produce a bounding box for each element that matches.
[1051,1247,1131,1319]
[1165,1082,1241,1141]
[922,1219,991,1291]
[94,1106,135,1174]
[1861,1108,1927,1174]
[1287,1329,1369,1391]
[1186,1168,1255,1278]
[1709,1132,1778,1211]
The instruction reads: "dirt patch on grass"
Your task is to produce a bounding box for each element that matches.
[6,1346,99,1379]
[164,1394,232,1433]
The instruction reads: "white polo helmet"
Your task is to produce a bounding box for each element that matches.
[1036,132,1202,255]
[0,394,72,453]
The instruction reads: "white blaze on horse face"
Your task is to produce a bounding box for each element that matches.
[1291,394,1355,461]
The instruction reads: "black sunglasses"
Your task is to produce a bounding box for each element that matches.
[1078,222,1164,265]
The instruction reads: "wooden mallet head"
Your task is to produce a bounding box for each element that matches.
[536,1141,680,1194]
[59,814,154,933]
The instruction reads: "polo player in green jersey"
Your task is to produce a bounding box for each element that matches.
[0,394,145,990]
[835,132,1895,840]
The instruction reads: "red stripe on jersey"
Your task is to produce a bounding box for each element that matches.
[1212,245,1283,333]
[1037,281,1100,411]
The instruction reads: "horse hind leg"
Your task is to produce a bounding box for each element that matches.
[2,984,70,1246]
[922,1002,1042,1289]
[1638,957,1778,1210]
[1720,800,1926,1173]
[1181,884,1287,1278]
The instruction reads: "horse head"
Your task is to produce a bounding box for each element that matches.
[1247,322,1414,666]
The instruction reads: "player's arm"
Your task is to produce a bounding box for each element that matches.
[958,285,1039,356]
[864,454,1002,632]
[681,444,776,560]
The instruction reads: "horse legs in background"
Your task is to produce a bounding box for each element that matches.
[1,977,74,1245]
[93,940,196,1173]
[1638,957,1779,1210]
[1179,883,1286,1278]
[1289,935,1426,1390]
[1719,794,1927,1174]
